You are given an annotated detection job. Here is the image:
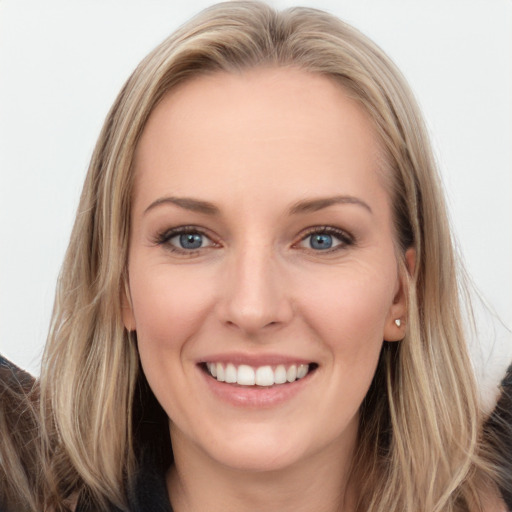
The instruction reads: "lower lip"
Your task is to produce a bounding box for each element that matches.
[200,366,315,408]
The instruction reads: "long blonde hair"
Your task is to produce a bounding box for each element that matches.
[38,2,498,510]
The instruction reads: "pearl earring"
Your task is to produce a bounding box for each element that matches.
[394,319,401,327]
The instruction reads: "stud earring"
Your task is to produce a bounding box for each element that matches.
[394,319,401,327]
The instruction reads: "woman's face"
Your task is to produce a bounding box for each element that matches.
[125,68,408,473]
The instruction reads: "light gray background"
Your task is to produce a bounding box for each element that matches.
[1,0,511,405]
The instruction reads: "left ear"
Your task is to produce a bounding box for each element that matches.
[383,247,416,342]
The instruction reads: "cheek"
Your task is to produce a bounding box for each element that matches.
[296,263,395,419]
[128,262,215,354]
[295,259,396,352]
[128,262,218,423]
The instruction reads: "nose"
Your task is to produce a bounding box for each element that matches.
[217,243,294,336]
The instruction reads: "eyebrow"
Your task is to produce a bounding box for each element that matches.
[289,195,373,215]
[144,196,220,216]
[143,194,372,216]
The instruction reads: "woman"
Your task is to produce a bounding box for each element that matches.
[1,2,509,511]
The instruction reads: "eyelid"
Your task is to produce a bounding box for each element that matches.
[154,225,220,254]
[294,226,354,251]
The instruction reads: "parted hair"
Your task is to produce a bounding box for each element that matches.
[32,2,501,510]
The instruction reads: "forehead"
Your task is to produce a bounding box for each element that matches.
[132,67,389,213]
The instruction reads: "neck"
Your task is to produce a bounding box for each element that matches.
[166,420,358,512]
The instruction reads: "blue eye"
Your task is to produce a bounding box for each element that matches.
[297,227,352,252]
[177,233,204,249]
[309,233,333,250]
[155,227,216,253]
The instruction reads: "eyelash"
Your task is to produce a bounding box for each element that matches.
[295,226,354,253]
[154,226,217,256]
[153,225,354,255]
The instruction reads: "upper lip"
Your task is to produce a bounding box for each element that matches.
[197,353,315,367]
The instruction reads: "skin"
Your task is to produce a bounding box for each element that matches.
[124,68,411,512]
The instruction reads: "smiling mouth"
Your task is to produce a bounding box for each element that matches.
[201,362,318,387]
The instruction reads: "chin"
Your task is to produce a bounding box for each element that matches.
[211,441,305,474]
[186,421,309,473]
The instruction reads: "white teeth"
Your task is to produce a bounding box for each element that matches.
[225,363,237,383]
[255,366,274,387]
[237,365,255,385]
[216,363,225,382]
[205,362,311,386]
[286,365,297,382]
[274,365,287,384]
[297,364,308,379]
[207,362,217,377]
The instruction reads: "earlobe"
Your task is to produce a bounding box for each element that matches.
[383,289,407,342]
[384,316,405,342]
[383,247,416,342]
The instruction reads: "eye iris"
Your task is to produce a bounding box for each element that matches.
[179,233,203,249]
[310,233,333,250]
